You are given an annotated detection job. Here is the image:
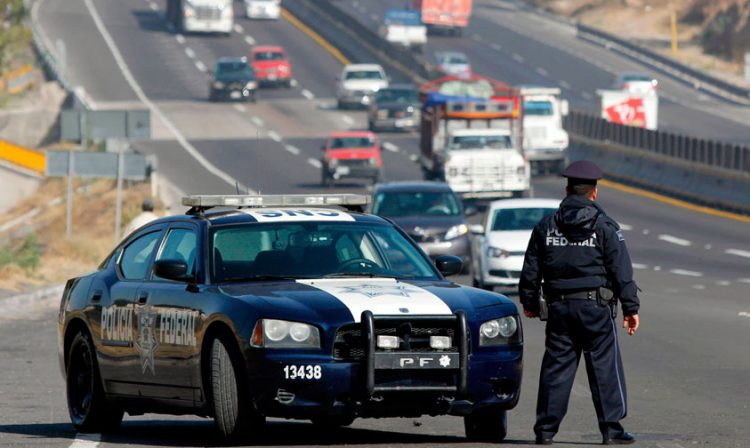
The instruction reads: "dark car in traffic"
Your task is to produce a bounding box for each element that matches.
[209,57,257,102]
[367,84,420,132]
[371,182,473,266]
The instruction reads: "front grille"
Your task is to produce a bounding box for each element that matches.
[195,6,221,20]
[339,159,372,167]
[447,164,517,180]
[489,269,521,279]
[333,320,459,361]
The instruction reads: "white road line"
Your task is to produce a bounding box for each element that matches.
[341,115,354,125]
[82,0,247,191]
[471,33,482,41]
[307,158,322,168]
[195,60,207,72]
[301,89,315,100]
[653,265,661,271]
[716,280,731,286]
[244,35,256,45]
[535,67,549,77]
[233,104,246,113]
[581,91,594,100]
[692,284,706,290]
[511,53,524,63]
[739,311,750,318]
[491,43,502,51]
[69,433,101,448]
[284,144,300,155]
[658,234,692,247]
[233,23,244,33]
[251,116,264,127]
[175,33,185,44]
[619,223,633,231]
[725,248,750,259]
[739,278,750,284]
[383,142,399,153]
[631,263,648,270]
[184,47,195,59]
[409,154,419,162]
[642,229,650,235]
[267,130,282,142]
[290,78,298,87]
[559,80,571,89]
[705,244,712,250]
[669,269,703,277]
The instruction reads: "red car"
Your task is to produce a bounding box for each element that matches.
[250,46,292,87]
[321,131,383,186]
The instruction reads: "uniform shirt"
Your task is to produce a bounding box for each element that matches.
[519,194,640,316]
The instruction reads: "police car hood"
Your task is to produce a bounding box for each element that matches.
[219,278,516,325]
[555,195,602,242]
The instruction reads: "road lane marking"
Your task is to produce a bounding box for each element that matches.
[692,284,705,290]
[471,33,482,41]
[301,89,315,100]
[233,24,244,33]
[739,312,750,318]
[251,116,264,127]
[184,47,195,59]
[669,269,703,277]
[642,229,650,235]
[716,280,731,286]
[244,35,256,45]
[409,154,419,162]
[267,130,282,142]
[739,278,750,284]
[705,244,712,250]
[618,223,633,231]
[383,142,399,153]
[195,60,207,72]
[512,53,524,63]
[290,78,298,87]
[491,43,502,51]
[281,8,350,65]
[653,265,661,271]
[341,115,354,125]
[284,144,300,155]
[658,234,692,247]
[175,33,185,44]
[559,80,571,89]
[69,433,100,448]
[535,67,549,77]
[726,248,750,259]
[307,158,322,168]
[632,263,648,270]
[233,104,246,113]
[82,0,248,191]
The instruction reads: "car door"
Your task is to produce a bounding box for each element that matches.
[134,224,202,403]
[97,227,165,396]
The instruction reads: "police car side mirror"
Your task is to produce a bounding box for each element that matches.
[435,255,463,277]
[153,259,191,282]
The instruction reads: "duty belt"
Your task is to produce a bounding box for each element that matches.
[547,289,597,302]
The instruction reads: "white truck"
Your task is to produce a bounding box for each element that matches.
[379,9,427,51]
[520,87,569,174]
[420,98,530,199]
[166,0,233,35]
[245,0,280,20]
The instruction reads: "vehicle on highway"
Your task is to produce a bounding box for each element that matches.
[612,72,658,95]
[208,57,257,102]
[245,0,280,19]
[58,193,523,442]
[413,0,472,36]
[165,0,233,35]
[321,131,382,186]
[380,9,427,50]
[520,87,570,174]
[471,198,559,290]
[435,51,472,78]
[419,75,531,199]
[337,63,389,109]
[371,182,473,267]
[251,46,292,88]
[367,84,420,132]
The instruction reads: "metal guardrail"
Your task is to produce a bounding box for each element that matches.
[577,23,750,106]
[564,111,750,175]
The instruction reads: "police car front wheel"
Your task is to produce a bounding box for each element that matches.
[66,332,124,432]
[464,407,507,442]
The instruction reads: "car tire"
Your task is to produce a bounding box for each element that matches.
[66,332,124,433]
[464,407,507,442]
[211,337,264,440]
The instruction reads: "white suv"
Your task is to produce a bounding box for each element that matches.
[337,64,389,109]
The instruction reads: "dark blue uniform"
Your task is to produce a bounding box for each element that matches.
[519,193,639,443]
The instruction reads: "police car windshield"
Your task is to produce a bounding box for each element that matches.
[211,221,438,282]
[492,208,556,231]
[449,135,512,150]
[372,191,462,217]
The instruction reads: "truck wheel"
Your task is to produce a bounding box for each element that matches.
[66,332,124,433]
[464,408,507,442]
[211,337,264,440]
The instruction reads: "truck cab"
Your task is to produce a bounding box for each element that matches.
[520,87,569,174]
[166,0,233,34]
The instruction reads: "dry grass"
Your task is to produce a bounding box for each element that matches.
[0,178,163,292]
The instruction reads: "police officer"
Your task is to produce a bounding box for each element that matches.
[519,160,640,445]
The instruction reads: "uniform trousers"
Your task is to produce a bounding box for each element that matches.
[534,298,628,439]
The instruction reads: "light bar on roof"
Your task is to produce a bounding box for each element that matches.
[182,194,371,208]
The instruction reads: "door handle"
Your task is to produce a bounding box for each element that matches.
[137,291,149,304]
[90,290,103,302]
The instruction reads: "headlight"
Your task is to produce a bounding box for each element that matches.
[479,316,520,346]
[245,81,257,89]
[487,246,509,258]
[213,81,225,89]
[444,224,468,240]
[251,319,321,348]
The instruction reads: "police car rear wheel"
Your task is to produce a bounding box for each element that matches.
[464,407,507,442]
[211,337,264,440]
[66,332,124,432]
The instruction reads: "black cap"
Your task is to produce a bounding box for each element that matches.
[142,198,155,212]
[561,160,603,185]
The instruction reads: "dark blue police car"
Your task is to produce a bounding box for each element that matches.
[58,194,522,442]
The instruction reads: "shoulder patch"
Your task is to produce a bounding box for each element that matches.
[616,230,625,241]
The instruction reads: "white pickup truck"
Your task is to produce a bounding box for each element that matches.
[520,87,569,174]
[380,9,427,50]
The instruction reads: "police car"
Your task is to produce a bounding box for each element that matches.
[58,194,522,441]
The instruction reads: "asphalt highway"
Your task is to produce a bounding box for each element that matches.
[5,0,749,446]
